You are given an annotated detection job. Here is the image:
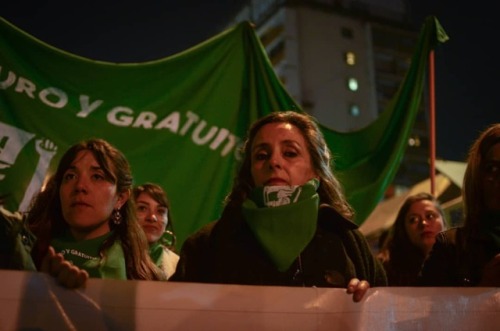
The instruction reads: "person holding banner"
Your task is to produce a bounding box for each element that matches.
[419,123,500,286]
[377,192,446,286]
[172,111,387,302]
[26,138,166,288]
[133,183,179,279]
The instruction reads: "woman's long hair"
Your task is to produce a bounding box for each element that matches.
[27,138,166,280]
[462,123,500,238]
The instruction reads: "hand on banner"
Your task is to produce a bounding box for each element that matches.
[346,278,370,303]
[40,246,89,289]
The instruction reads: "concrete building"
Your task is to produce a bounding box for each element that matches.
[229,0,430,191]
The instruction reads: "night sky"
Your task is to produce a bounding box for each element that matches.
[1,0,498,161]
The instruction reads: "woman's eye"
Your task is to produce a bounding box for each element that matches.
[254,152,268,161]
[284,150,298,158]
[63,173,75,181]
[157,208,167,216]
[485,163,499,174]
[408,216,419,224]
[91,173,105,181]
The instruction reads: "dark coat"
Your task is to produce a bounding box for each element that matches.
[419,227,496,286]
[0,207,36,271]
[172,204,387,287]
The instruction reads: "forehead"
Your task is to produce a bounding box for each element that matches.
[253,122,306,146]
[71,150,98,166]
[136,192,153,201]
[407,199,437,214]
[137,191,166,206]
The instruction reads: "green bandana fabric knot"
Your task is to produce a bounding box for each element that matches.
[242,179,320,272]
[150,241,164,267]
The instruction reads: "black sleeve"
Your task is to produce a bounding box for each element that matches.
[418,231,458,286]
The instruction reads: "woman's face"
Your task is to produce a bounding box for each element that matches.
[483,142,500,212]
[59,150,127,240]
[405,199,445,255]
[135,192,168,244]
[250,122,316,187]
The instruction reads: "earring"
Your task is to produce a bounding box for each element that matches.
[112,209,122,225]
[160,230,177,249]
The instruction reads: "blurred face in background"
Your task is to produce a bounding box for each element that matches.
[483,142,500,212]
[135,192,168,244]
[405,199,445,255]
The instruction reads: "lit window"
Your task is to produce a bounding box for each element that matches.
[347,78,358,91]
[345,52,356,66]
[349,104,360,116]
[408,136,421,147]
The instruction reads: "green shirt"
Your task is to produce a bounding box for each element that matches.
[51,231,127,279]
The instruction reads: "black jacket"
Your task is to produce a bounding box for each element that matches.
[419,227,496,286]
[172,204,387,287]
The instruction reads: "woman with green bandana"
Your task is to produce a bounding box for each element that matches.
[419,123,500,286]
[26,138,166,287]
[172,111,387,302]
[133,183,179,279]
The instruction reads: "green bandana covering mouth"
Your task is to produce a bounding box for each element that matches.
[242,179,320,272]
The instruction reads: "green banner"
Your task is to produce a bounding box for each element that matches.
[0,16,447,249]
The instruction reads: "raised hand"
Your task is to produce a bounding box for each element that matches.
[40,246,89,289]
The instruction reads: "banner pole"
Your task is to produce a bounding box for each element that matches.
[428,50,436,196]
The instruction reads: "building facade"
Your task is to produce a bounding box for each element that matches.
[230,0,430,191]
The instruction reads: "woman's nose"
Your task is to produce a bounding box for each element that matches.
[146,213,158,222]
[74,176,88,192]
[269,155,282,169]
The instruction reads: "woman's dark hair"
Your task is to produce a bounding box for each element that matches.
[462,123,500,237]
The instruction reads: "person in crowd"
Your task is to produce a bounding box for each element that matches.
[133,183,179,279]
[419,123,500,286]
[377,192,446,286]
[0,195,37,271]
[25,138,166,288]
[171,111,387,302]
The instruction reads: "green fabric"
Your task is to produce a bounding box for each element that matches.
[328,16,449,222]
[51,232,127,279]
[0,16,447,250]
[149,241,164,267]
[242,180,319,271]
[249,178,319,207]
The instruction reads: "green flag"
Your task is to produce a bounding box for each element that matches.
[0,16,447,249]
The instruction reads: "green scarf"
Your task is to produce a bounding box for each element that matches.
[242,179,319,271]
[51,231,127,279]
[149,241,164,267]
